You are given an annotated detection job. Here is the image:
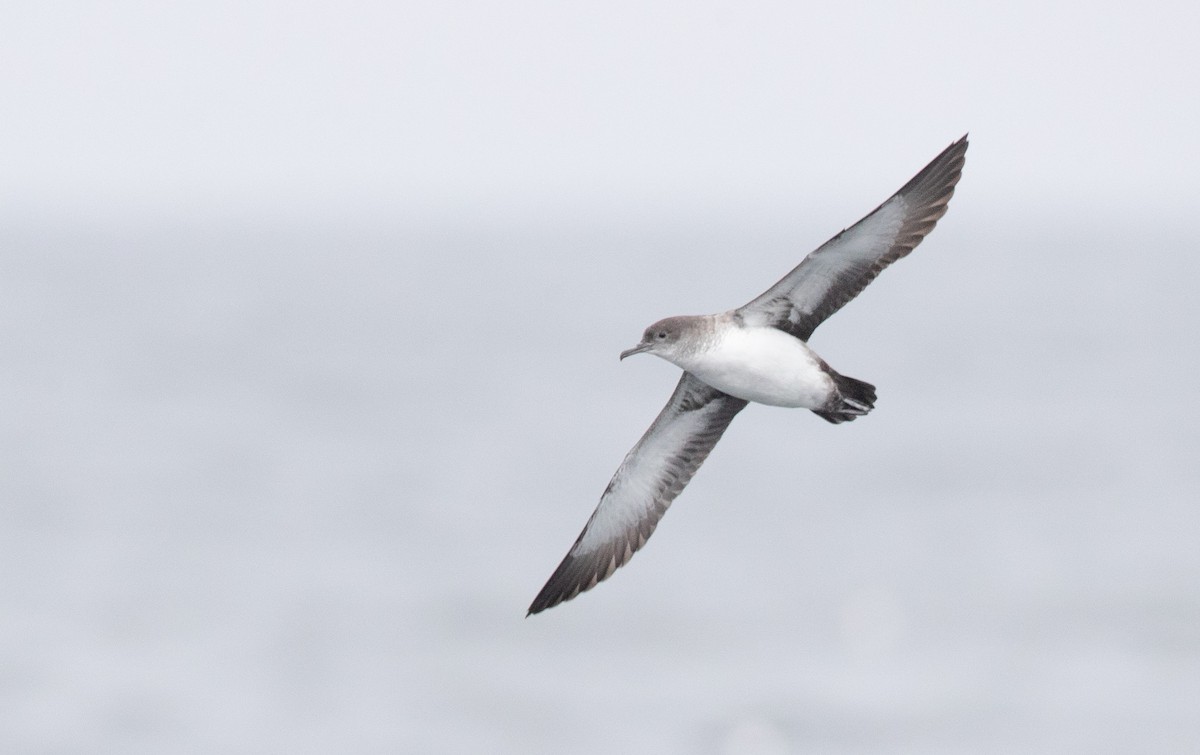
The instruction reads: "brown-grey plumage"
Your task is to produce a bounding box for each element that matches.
[739,135,968,341]
[527,373,747,615]
[529,136,967,615]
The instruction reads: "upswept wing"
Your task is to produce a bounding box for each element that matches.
[528,373,747,615]
[738,136,968,342]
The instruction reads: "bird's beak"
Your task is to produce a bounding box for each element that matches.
[619,342,652,361]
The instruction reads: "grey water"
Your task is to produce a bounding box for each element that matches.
[2,206,1198,753]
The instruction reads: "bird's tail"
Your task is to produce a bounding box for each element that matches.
[813,373,876,424]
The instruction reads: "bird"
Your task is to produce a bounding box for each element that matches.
[528,136,968,615]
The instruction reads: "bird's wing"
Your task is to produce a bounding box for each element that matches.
[528,373,748,614]
[737,135,968,342]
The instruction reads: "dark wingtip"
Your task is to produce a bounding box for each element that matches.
[892,135,969,217]
[526,589,564,616]
[526,595,550,616]
[526,557,576,616]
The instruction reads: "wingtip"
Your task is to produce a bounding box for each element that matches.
[527,554,578,616]
[937,133,970,160]
[950,133,970,158]
[527,592,568,616]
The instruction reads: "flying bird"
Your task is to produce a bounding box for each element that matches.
[529,136,968,615]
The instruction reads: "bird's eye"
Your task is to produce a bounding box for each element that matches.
[656,331,667,340]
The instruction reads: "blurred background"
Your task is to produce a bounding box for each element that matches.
[3,1,1198,752]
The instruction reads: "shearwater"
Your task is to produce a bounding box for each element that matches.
[529,136,968,615]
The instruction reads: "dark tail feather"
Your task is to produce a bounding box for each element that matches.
[813,373,876,424]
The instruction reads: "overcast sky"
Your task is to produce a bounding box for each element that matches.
[2,1,1197,227]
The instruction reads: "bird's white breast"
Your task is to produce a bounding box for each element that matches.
[672,325,834,408]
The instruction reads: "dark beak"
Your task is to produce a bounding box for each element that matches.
[619,342,652,360]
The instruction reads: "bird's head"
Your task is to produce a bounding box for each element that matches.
[620,316,690,361]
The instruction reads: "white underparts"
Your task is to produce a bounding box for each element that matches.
[666,325,835,408]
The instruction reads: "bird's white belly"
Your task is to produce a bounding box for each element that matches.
[674,327,833,408]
